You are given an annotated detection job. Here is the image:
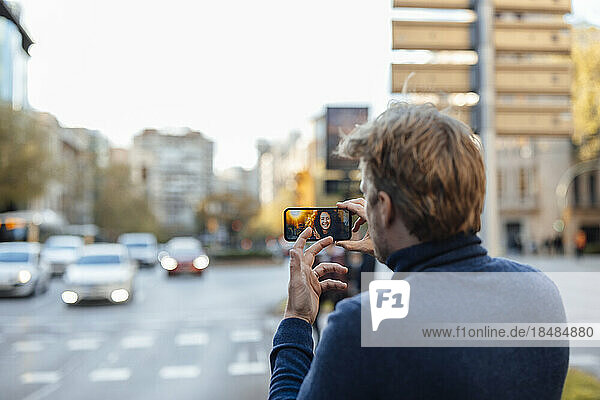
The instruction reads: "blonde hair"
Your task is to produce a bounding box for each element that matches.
[337,102,485,242]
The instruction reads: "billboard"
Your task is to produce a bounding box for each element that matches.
[326,107,368,170]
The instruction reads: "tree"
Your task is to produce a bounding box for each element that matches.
[246,188,295,240]
[0,103,53,211]
[572,27,600,161]
[94,164,158,241]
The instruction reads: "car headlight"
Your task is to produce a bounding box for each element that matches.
[18,270,32,284]
[61,291,78,304]
[193,255,209,270]
[160,256,178,270]
[110,289,129,303]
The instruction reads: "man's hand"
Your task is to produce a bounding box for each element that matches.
[335,198,375,256]
[284,227,348,325]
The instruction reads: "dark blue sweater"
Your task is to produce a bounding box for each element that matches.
[269,234,569,399]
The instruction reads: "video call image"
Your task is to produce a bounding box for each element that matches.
[285,209,350,241]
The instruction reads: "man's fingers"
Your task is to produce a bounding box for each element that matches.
[313,262,348,278]
[352,217,366,232]
[335,240,360,251]
[337,201,367,219]
[289,248,301,272]
[338,198,366,206]
[305,236,334,258]
[320,279,348,292]
[292,227,312,251]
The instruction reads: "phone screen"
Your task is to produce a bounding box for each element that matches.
[284,207,352,242]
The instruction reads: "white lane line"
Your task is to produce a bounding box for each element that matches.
[67,337,102,351]
[120,335,154,349]
[13,341,44,353]
[227,348,268,376]
[89,368,131,382]
[158,365,201,379]
[21,371,62,384]
[230,329,263,343]
[175,332,209,346]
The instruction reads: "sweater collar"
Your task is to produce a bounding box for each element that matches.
[385,233,488,273]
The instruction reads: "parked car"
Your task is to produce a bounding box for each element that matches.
[0,242,51,297]
[117,232,158,268]
[41,235,84,275]
[160,237,209,276]
[62,243,136,304]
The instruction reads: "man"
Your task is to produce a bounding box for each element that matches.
[269,103,569,399]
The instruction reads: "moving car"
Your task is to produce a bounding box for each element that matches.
[41,235,84,275]
[0,242,51,297]
[160,237,209,276]
[62,243,136,304]
[117,232,158,268]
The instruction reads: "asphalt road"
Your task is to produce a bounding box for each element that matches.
[0,261,289,400]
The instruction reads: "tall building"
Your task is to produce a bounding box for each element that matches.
[256,132,310,205]
[29,113,105,225]
[131,129,214,231]
[496,137,572,254]
[214,166,259,199]
[0,1,32,109]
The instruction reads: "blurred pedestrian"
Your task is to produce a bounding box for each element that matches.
[575,229,587,258]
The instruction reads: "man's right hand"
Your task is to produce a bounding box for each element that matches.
[336,198,374,256]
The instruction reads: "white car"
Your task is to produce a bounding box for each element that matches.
[42,235,84,275]
[117,232,158,267]
[62,243,137,305]
[0,242,51,297]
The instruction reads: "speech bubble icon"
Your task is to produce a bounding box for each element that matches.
[369,280,411,331]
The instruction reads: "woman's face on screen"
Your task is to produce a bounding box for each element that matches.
[320,212,331,231]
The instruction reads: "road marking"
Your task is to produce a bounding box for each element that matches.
[120,335,154,349]
[67,337,102,351]
[21,371,62,384]
[175,331,209,346]
[230,329,263,343]
[227,348,268,376]
[158,365,201,379]
[14,341,44,352]
[89,368,131,382]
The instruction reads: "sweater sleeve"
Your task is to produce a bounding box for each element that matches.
[269,317,314,400]
[269,298,366,400]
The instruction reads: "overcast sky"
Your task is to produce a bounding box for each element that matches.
[16,0,600,170]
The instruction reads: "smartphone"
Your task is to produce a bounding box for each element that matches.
[284,207,352,242]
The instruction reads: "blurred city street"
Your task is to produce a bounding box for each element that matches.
[0,262,288,400]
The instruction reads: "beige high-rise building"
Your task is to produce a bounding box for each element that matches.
[131,129,214,232]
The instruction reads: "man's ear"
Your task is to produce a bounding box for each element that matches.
[378,191,395,227]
